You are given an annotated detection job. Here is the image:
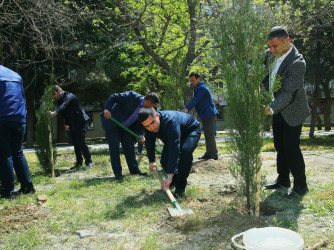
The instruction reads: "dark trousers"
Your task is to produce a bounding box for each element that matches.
[202,115,218,156]
[0,121,33,195]
[273,113,307,187]
[105,127,139,176]
[160,130,200,189]
[137,142,143,153]
[69,124,91,165]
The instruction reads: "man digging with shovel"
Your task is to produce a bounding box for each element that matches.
[138,107,201,198]
[101,91,160,180]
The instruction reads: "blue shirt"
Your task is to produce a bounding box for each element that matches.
[145,111,201,174]
[185,81,217,120]
[0,65,26,123]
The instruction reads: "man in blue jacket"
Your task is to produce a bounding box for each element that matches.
[101,91,160,180]
[0,65,35,199]
[183,72,218,160]
[138,107,201,198]
[50,85,92,170]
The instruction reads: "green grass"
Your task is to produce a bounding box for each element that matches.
[1,135,334,249]
[261,135,334,152]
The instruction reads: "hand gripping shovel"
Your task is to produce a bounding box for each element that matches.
[109,116,193,217]
[153,169,194,218]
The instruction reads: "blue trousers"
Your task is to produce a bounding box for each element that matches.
[105,127,139,176]
[160,130,200,189]
[0,121,33,195]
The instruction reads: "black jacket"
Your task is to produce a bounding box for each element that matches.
[56,91,89,129]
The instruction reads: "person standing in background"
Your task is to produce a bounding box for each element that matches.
[183,72,218,160]
[50,85,93,170]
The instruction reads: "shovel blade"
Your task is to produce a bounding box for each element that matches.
[167,207,194,217]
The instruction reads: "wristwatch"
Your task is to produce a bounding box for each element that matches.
[165,175,172,180]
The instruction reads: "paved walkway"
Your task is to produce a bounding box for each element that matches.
[23,130,334,153]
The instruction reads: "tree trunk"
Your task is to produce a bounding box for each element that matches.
[309,42,322,138]
[48,122,55,178]
[321,82,332,130]
[25,89,34,148]
[309,85,319,138]
[183,0,198,107]
[255,154,261,217]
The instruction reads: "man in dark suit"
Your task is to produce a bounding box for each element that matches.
[138,107,201,198]
[263,26,310,197]
[183,72,218,160]
[101,91,160,180]
[50,85,92,170]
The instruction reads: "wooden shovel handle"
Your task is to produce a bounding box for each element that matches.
[153,169,177,203]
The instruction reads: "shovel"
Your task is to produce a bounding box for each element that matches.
[153,169,194,218]
[109,116,161,154]
[109,116,193,217]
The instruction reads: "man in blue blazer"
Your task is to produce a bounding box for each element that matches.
[138,107,201,198]
[0,65,35,199]
[101,91,160,180]
[263,26,310,197]
[183,72,218,160]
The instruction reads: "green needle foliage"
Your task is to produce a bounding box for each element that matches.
[210,0,274,213]
[35,83,57,176]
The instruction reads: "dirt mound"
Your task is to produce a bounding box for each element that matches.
[0,204,47,234]
[191,157,230,173]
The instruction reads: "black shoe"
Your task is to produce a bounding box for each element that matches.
[265,179,290,189]
[115,174,124,180]
[13,185,36,196]
[198,154,218,160]
[198,154,210,160]
[286,185,308,198]
[174,188,185,198]
[207,155,218,160]
[70,163,82,170]
[0,192,15,200]
[130,169,148,176]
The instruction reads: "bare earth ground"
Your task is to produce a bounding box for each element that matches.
[0,150,333,249]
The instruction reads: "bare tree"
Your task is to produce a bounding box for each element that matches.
[0,0,85,146]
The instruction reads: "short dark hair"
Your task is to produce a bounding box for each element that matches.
[189,72,200,79]
[144,92,160,104]
[268,26,289,41]
[138,106,157,123]
[54,85,62,92]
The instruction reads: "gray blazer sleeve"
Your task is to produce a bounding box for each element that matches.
[271,59,306,114]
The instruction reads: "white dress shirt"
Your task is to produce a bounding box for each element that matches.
[268,44,293,114]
